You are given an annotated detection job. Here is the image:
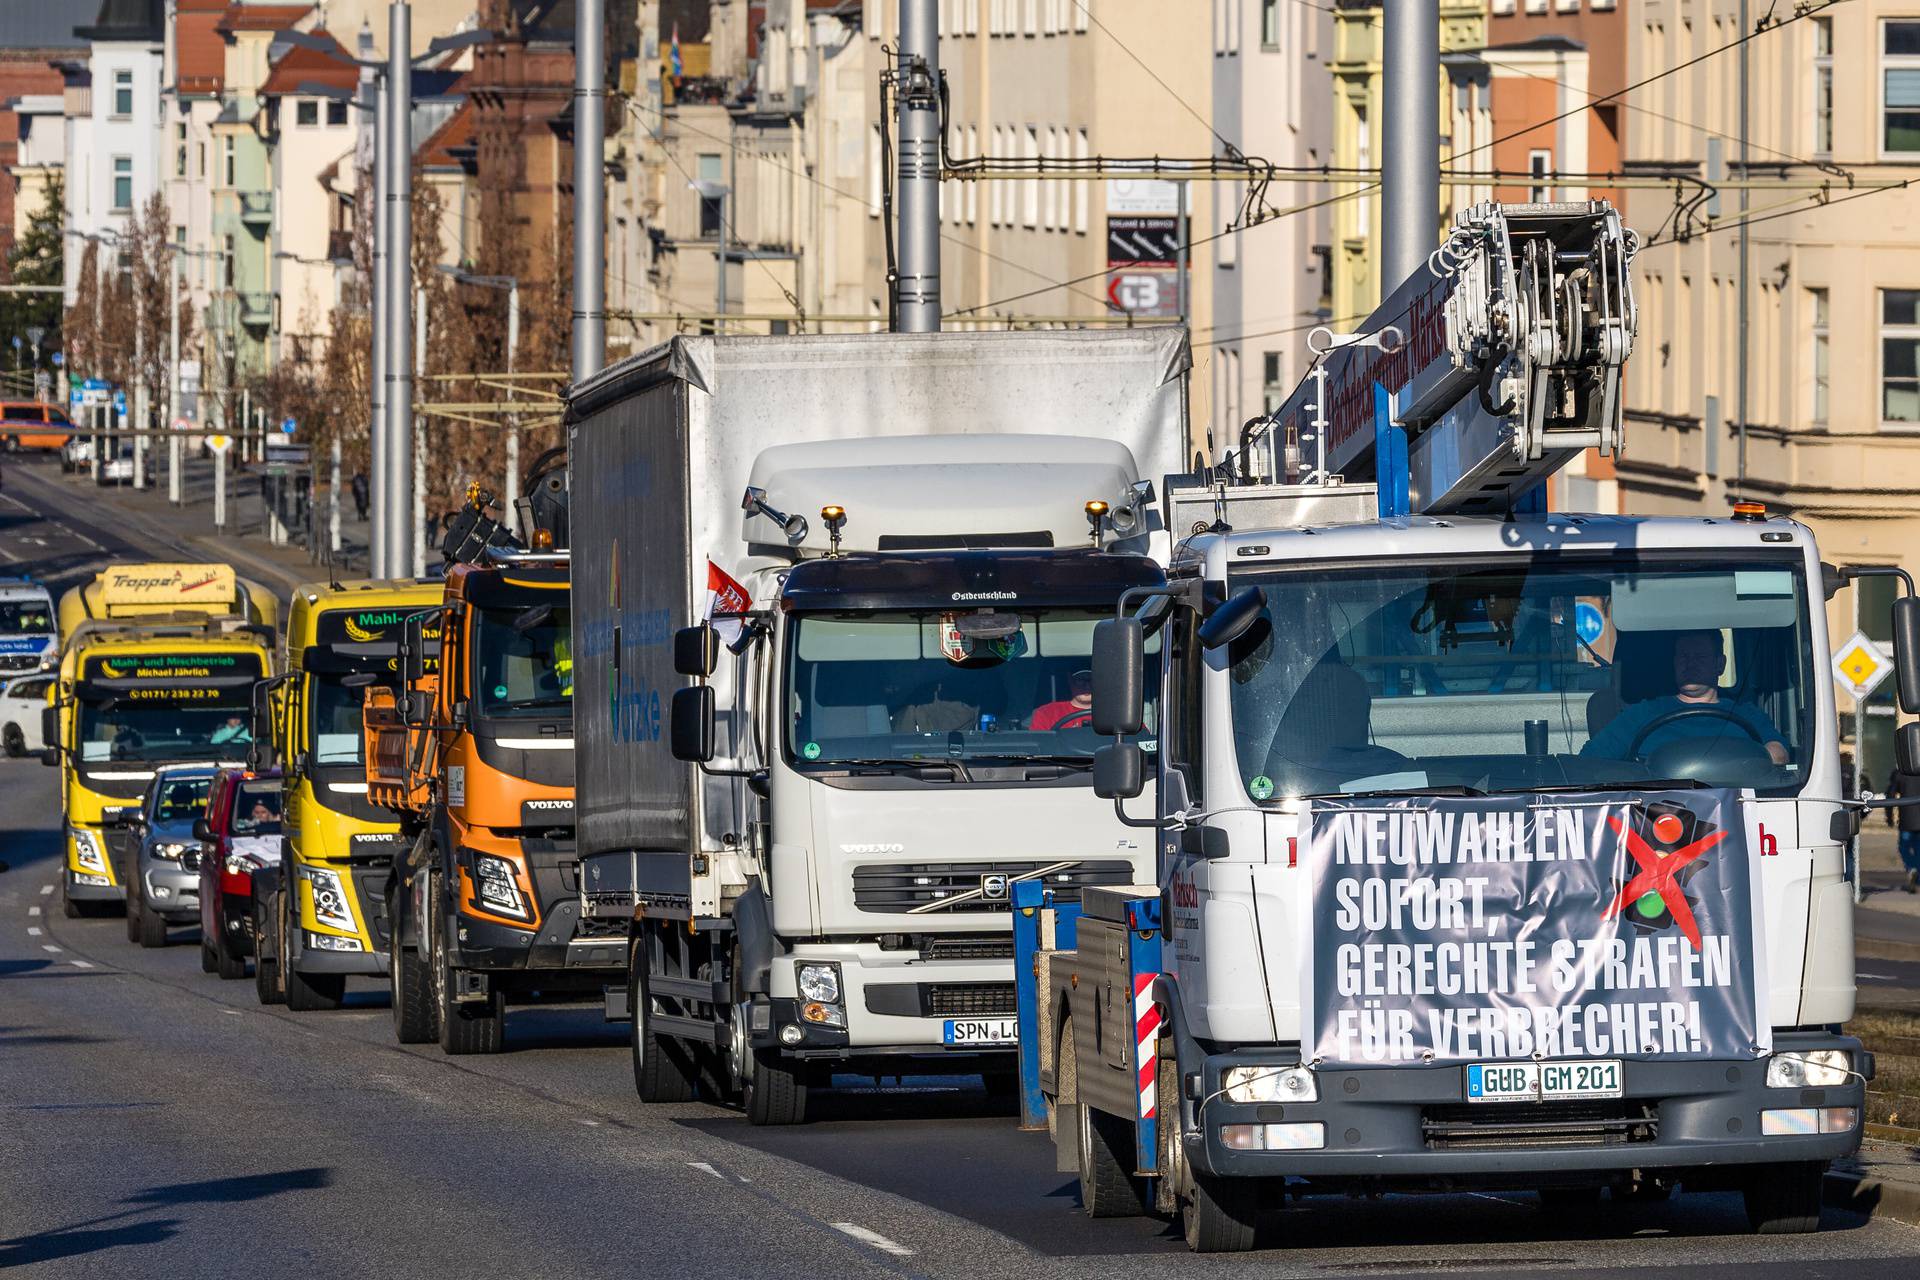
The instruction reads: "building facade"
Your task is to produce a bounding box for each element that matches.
[66,0,168,304]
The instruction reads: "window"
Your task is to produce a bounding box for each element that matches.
[1492,0,1516,13]
[965,125,978,224]
[1884,21,1920,153]
[1354,105,1370,236]
[990,125,1004,225]
[1024,126,1039,227]
[697,152,722,236]
[113,69,133,117]
[1074,128,1089,233]
[327,99,348,127]
[1528,148,1552,202]
[175,122,187,177]
[1074,0,1088,33]
[296,99,320,127]
[111,156,132,211]
[1025,0,1037,37]
[222,134,235,186]
[1262,0,1280,49]
[868,126,881,217]
[197,141,206,178]
[1042,127,1057,230]
[1882,289,1920,424]
[1814,17,1833,155]
[1263,351,1286,413]
[1810,287,1830,425]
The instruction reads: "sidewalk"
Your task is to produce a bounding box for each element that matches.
[25,452,371,599]
[1830,1139,1920,1227]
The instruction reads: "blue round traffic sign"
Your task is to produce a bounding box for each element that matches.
[1574,601,1605,646]
[51,351,64,367]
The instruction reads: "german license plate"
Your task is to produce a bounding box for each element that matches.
[942,1018,1017,1045]
[1466,1059,1622,1102]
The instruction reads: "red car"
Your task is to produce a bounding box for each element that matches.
[196,769,283,979]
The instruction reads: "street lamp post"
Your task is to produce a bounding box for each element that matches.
[435,265,520,507]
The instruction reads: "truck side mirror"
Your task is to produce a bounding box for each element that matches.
[1895,595,1920,714]
[39,746,58,767]
[1093,741,1144,800]
[40,705,58,751]
[1899,722,1920,777]
[670,685,715,762]
[674,624,719,678]
[1199,585,1265,651]
[401,616,428,685]
[1091,618,1144,736]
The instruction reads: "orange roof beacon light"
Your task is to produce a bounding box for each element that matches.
[820,505,847,557]
[1084,499,1110,547]
[530,527,555,550]
[1731,501,1768,523]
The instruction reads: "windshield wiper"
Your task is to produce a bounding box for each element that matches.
[1308,784,1490,801]
[812,756,972,781]
[970,752,1095,771]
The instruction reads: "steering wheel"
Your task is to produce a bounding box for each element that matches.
[1625,705,1764,761]
[1052,709,1094,731]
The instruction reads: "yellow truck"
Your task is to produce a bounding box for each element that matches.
[44,563,278,918]
[251,579,444,1011]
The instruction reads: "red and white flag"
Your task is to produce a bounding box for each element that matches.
[705,559,751,644]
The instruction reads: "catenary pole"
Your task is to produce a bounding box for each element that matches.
[1381,0,1439,295]
[894,0,941,332]
[168,253,181,503]
[385,1,413,575]
[370,64,390,575]
[572,0,606,379]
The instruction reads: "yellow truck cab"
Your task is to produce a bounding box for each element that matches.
[45,564,278,918]
[253,579,443,1011]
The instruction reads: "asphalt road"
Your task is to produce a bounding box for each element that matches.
[3,460,1919,1277]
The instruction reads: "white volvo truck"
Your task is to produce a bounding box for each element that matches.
[567,330,1189,1123]
[1016,202,1916,1249]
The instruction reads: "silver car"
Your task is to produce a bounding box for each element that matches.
[127,764,217,948]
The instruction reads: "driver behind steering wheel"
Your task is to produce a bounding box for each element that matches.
[1030,668,1095,731]
[1581,629,1789,767]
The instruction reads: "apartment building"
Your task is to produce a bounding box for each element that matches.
[0,10,84,266]
[65,0,168,305]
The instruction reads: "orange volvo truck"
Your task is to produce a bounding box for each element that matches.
[365,463,623,1054]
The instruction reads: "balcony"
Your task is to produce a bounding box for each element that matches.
[239,191,273,230]
[238,292,273,330]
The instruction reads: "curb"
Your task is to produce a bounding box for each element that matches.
[1825,1168,1920,1227]
[1858,937,1920,965]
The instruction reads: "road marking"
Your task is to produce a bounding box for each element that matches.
[28,906,40,917]
[220,1008,241,1016]
[0,544,19,563]
[41,944,61,953]
[687,1161,726,1179]
[576,1118,600,1127]
[70,960,93,969]
[831,1224,913,1257]
[27,926,41,936]
[1859,972,1897,981]
[51,522,102,552]
[39,884,53,896]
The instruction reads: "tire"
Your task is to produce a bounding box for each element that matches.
[135,896,167,948]
[62,878,82,919]
[743,1044,809,1126]
[631,934,699,1103]
[1063,1023,1149,1219]
[253,890,285,1004]
[283,889,345,1011]
[433,896,503,1055]
[201,936,219,974]
[214,926,245,980]
[1744,1161,1827,1235]
[125,876,142,942]
[390,939,437,1044]
[1182,1171,1260,1254]
[3,724,23,757]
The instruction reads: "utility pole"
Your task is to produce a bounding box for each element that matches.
[573,0,606,379]
[413,284,426,577]
[894,0,941,332]
[168,253,181,504]
[330,436,343,555]
[505,282,520,504]
[1735,0,1751,498]
[1380,0,1439,293]
[369,64,390,575]
[132,264,147,491]
[385,0,413,576]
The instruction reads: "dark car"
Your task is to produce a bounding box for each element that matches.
[196,769,283,979]
[127,764,218,947]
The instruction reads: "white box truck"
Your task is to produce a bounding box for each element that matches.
[567,329,1190,1124]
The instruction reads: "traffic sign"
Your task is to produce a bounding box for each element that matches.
[280,416,297,435]
[206,433,233,455]
[50,351,63,367]
[112,388,127,414]
[171,416,194,432]
[1832,630,1892,700]
[1574,600,1606,646]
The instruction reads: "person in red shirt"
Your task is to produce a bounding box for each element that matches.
[1030,669,1094,731]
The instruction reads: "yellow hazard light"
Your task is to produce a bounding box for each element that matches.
[1731,501,1768,522]
[531,528,555,550]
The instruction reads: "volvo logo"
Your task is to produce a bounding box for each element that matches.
[840,842,905,854]
[980,873,1008,901]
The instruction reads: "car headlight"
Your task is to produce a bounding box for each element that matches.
[797,962,842,1004]
[70,828,108,873]
[473,855,528,919]
[1223,1064,1319,1104]
[152,841,197,861]
[302,867,357,933]
[1767,1049,1852,1089]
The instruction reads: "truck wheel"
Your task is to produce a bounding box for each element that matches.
[432,901,503,1055]
[631,938,698,1102]
[390,941,437,1043]
[1182,1171,1260,1253]
[254,892,285,1005]
[743,1044,809,1125]
[1744,1161,1827,1234]
[1060,1023,1148,1218]
[62,878,82,919]
[283,890,345,1011]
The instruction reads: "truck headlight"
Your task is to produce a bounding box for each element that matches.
[473,855,528,919]
[307,931,365,952]
[152,841,197,861]
[797,962,842,1004]
[1223,1064,1318,1104]
[302,867,356,933]
[1767,1050,1852,1089]
[70,828,107,873]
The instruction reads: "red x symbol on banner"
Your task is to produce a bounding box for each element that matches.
[1603,814,1727,950]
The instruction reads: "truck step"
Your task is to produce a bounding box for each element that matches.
[649,973,728,1003]
[648,1011,728,1047]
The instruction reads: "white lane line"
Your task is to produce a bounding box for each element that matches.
[41,944,61,953]
[39,885,53,896]
[51,522,102,552]
[70,960,93,969]
[27,926,41,936]
[0,544,19,563]
[220,1009,241,1016]
[687,1161,726,1180]
[1859,971,1897,981]
[831,1224,914,1257]
[27,906,40,917]
[576,1118,600,1127]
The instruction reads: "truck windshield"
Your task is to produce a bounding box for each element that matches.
[78,695,255,763]
[787,608,1158,766]
[310,673,373,766]
[1226,555,1814,800]
[474,603,572,719]
[0,601,52,633]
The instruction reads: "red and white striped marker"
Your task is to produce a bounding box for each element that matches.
[1135,973,1160,1120]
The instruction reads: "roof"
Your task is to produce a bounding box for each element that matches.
[215,3,312,37]
[0,7,89,49]
[260,28,355,96]
[174,0,227,96]
[417,98,474,170]
[75,0,165,43]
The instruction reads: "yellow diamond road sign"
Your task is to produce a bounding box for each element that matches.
[1832,631,1891,699]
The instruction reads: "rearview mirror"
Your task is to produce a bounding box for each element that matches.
[674,624,719,678]
[952,611,1022,640]
[193,818,212,842]
[40,746,58,767]
[40,705,58,750]
[1093,742,1144,800]
[1899,722,1920,778]
[1091,618,1144,736]
[340,671,378,689]
[401,615,430,685]
[670,685,715,762]
[1199,586,1265,651]
[1895,595,1920,715]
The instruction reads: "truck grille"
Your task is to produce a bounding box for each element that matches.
[852,859,1133,914]
[920,936,1014,962]
[1421,1102,1657,1150]
[866,981,1017,1018]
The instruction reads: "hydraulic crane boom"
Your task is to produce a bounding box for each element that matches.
[1266,200,1639,515]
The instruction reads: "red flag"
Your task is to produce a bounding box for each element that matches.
[706,559,750,643]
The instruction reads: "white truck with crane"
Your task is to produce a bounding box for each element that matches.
[1014,201,1913,1250]
[567,330,1188,1124]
